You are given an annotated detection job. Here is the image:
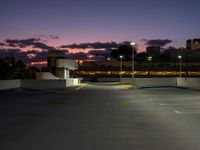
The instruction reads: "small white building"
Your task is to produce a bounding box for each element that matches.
[55,58,78,79]
[37,50,79,81]
[46,50,78,79]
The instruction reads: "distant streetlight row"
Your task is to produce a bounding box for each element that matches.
[119,44,182,83]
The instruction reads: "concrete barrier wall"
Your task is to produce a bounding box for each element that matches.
[122,78,177,87]
[0,80,21,90]
[72,78,81,85]
[177,78,200,90]
[66,79,73,87]
[0,78,81,90]
[1,78,200,90]
[66,78,81,87]
[21,80,66,90]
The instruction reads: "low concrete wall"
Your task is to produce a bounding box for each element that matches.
[0,80,21,90]
[0,78,81,90]
[66,79,74,87]
[72,78,81,85]
[122,78,177,87]
[66,78,81,87]
[21,80,66,90]
[177,78,200,90]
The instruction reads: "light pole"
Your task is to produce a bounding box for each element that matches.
[131,42,136,87]
[147,56,152,76]
[119,55,123,82]
[178,55,182,78]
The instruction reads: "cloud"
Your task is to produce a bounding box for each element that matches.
[61,42,119,49]
[5,38,40,47]
[0,43,5,46]
[34,34,59,40]
[88,48,112,57]
[0,48,50,63]
[88,50,107,56]
[30,51,49,62]
[66,52,88,60]
[5,38,57,51]
[60,49,69,53]
[0,40,141,63]
[0,48,31,63]
[33,42,57,51]
[50,35,59,40]
[142,39,172,47]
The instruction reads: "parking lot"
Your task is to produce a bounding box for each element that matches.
[0,83,200,150]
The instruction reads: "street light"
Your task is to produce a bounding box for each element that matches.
[178,55,182,78]
[131,42,136,87]
[147,56,152,76]
[119,55,123,82]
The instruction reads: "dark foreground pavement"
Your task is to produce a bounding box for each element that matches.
[1,83,200,150]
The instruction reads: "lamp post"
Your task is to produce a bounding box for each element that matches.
[178,55,182,78]
[131,42,136,87]
[120,55,123,82]
[147,56,152,75]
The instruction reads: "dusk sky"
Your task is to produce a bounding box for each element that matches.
[0,0,200,62]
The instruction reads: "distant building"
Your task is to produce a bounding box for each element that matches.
[186,39,200,50]
[146,46,160,57]
[163,48,189,60]
[190,48,200,61]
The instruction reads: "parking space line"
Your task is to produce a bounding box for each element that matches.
[174,110,200,114]
[75,84,87,91]
[120,84,131,89]
[160,103,200,106]
[174,111,181,114]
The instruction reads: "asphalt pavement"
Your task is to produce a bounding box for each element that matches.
[1,82,200,150]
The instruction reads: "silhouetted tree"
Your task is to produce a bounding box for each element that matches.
[135,52,148,61]
[0,56,35,79]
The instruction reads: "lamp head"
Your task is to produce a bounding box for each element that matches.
[131,42,135,46]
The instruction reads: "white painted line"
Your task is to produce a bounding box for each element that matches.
[75,84,87,91]
[174,111,181,114]
[181,112,200,114]
[160,103,200,106]
[174,110,200,114]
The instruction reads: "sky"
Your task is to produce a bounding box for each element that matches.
[0,0,200,63]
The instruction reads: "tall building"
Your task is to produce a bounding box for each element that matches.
[186,39,200,50]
